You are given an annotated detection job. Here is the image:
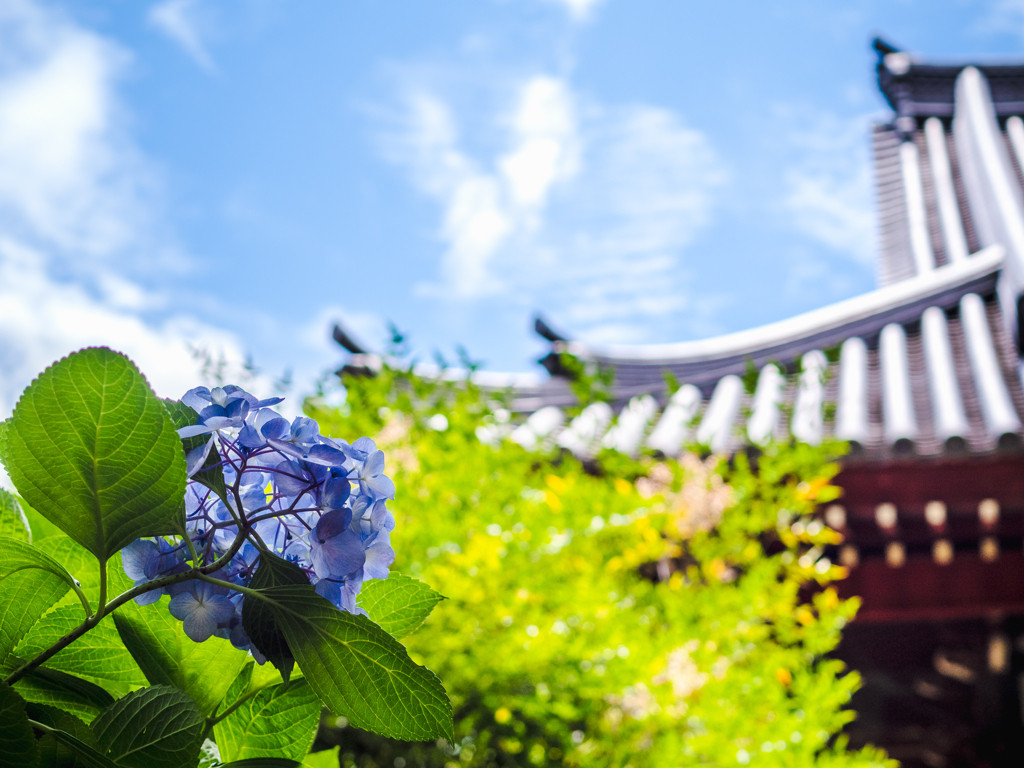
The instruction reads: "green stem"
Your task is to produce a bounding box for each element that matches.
[4,616,94,687]
[181,521,200,566]
[196,572,261,598]
[3,520,255,688]
[5,564,196,687]
[68,579,93,620]
[204,685,264,738]
[27,719,55,734]
[96,559,107,619]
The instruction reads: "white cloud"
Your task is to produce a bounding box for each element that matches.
[782,111,875,266]
[0,1,256,430]
[544,0,603,21]
[0,1,150,256]
[0,239,246,414]
[389,74,725,344]
[148,0,214,71]
[499,76,580,210]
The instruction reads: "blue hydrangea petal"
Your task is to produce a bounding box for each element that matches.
[351,437,377,455]
[340,579,366,615]
[314,577,342,608]
[225,398,250,422]
[199,404,228,421]
[273,460,309,496]
[168,582,236,643]
[182,387,212,412]
[363,533,395,581]
[185,439,214,477]
[177,424,217,439]
[363,473,395,501]
[310,525,364,579]
[323,471,351,509]
[304,444,348,467]
[121,540,159,582]
[363,450,385,477]
[370,500,396,533]
[202,416,239,431]
[238,423,265,448]
[267,438,307,461]
[290,417,320,444]
[315,508,354,540]
[133,587,164,606]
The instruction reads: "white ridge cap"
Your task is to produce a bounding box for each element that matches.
[410,362,544,389]
[565,245,1003,363]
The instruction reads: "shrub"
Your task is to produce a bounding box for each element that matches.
[308,363,894,768]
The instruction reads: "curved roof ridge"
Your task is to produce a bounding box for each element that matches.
[567,244,1003,365]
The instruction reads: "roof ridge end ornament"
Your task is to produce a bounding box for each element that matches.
[332,322,370,355]
[534,314,571,343]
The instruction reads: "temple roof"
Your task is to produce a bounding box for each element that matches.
[873,37,1024,125]
[335,42,1024,462]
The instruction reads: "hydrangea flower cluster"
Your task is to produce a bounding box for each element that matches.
[121,384,396,649]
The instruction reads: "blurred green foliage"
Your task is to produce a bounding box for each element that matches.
[306,363,894,768]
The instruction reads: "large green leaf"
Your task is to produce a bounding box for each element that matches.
[0,536,81,590]
[3,347,187,560]
[0,489,31,542]
[243,554,311,683]
[90,686,204,768]
[357,574,446,639]
[301,749,340,768]
[3,657,114,724]
[36,535,109,615]
[0,538,75,662]
[214,679,321,761]
[27,702,101,768]
[113,595,248,716]
[17,605,147,691]
[18,494,66,541]
[220,761,303,768]
[39,727,117,768]
[249,583,453,742]
[163,399,228,507]
[0,681,39,767]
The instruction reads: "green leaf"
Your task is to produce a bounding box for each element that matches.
[0,489,31,542]
[0,681,40,767]
[37,535,109,615]
[17,605,147,691]
[0,538,75,662]
[0,536,81,591]
[3,657,115,724]
[27,702,100,768]
[3,347,187,561]
[28,706,119,768]
[113,595,248,716]
[218,661,255,713]
[242,554,311,683]
[248,583,453,742]
[18,495,66,542]
[357,574,446,639]
[163,399,229,507]
[90,685,204,768]
[219,761,303,768]
[214,679,321,761]
[302,749,340,768]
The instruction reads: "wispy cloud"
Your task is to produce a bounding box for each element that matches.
[148,0,214,71]
[544,0,604,21]
[386,72,726,345]
[781,110,875,266]
[0,0,249,423]
[0,1,150,256]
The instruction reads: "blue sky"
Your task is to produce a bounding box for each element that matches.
[1,0,1024,412]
